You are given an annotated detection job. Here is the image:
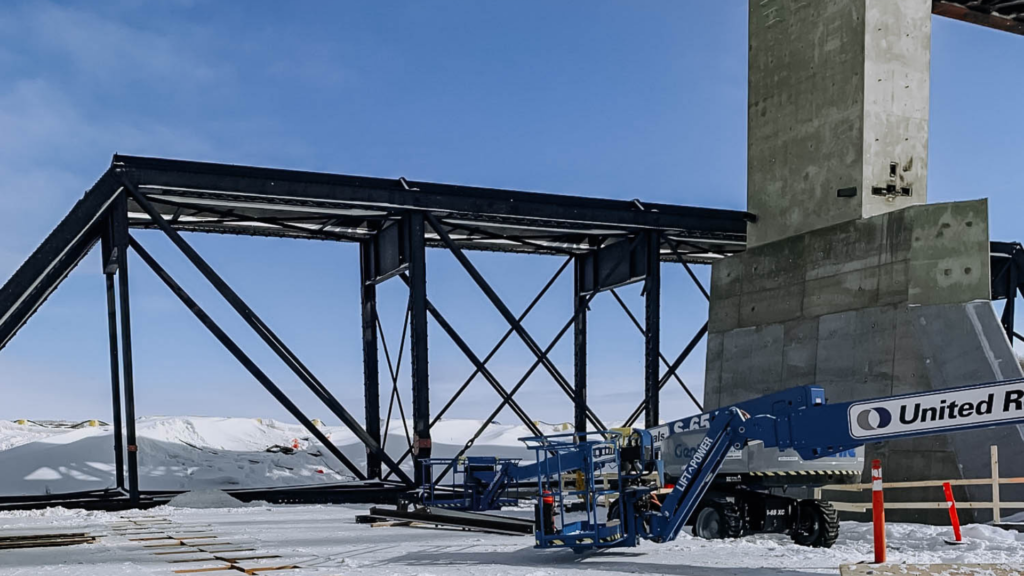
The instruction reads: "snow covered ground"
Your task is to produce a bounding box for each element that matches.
[1,502,1023,575]
[0,416,542,496]
[4,418,1024,574]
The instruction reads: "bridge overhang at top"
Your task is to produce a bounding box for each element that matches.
[115,155,751,261]
[934,0,1024,35]
[0,154,751,352]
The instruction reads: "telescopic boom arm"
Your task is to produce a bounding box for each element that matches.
[647,379,1024,544]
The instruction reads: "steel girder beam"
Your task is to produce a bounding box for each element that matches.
[359,240,382,480]
[0,170,121,352]
[933,1,1024,36]
[407,213,431,484]
[100,219,126,493]
[111,193,140,504]
[1004,262,1018,341]
[141,196,371,243]
[425,213,608,433]
[644,231,661,428]
[115,154,752,240]
[574,256,588,440]
[124,181,412,485]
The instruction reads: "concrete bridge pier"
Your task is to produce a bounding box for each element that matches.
[704,0,1024,523]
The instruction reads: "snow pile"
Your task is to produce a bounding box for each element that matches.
[0,420,70,451]
[0,416,537,497]
[166,489,254,509]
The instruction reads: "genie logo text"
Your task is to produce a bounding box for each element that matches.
[849,382,1024,439]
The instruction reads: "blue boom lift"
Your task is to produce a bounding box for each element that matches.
[379,378,1024,553]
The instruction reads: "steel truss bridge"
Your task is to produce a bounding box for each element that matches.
[1,155,1021,511]
[0,155,749,509]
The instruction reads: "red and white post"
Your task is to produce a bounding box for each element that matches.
[942,482,963,543]
[872,459,886,563]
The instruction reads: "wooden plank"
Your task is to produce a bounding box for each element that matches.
[197,541,256,551]
[842,564,1024,576]
[153,548,204,556]
[0,537,95,550]
[0,532,89,541]
[172,563,234,574]
[216,555,280,563]
[166,555,219,564]
[197,547,255,555]
[370,521,414,528]
[993,446,1002,523]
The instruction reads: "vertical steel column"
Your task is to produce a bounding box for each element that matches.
[360,240,382,479]
[113,192,140,503]
[644,231,661,429]
[101,223,125,492]
[407,214,431,484]
[573,256,588,439]
[1003,262,1018,340]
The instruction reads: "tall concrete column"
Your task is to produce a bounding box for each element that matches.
[748,0,930,247]
[703,0,1024,523]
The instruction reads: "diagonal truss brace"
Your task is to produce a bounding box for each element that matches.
[128,236,366,479]
[398,273,544,438]
[431,285,604,484]
[123,179,413,485]
[609,289,703,410]
[426,213,608,432]
[624,321,709,428]
[382,256,570,480]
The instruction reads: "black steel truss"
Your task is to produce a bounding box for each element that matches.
[992,241,1024,343]
[0,154,748,508]
[933,1,1024,36]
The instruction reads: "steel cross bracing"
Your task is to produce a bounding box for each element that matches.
[991,241,1024,344]
[0,154,750,508]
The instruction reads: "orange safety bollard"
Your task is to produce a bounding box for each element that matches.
[942,482,963,543]
[872,460,886,563]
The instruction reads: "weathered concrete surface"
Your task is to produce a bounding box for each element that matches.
[748,0,930,247]
[704,201,1024,523]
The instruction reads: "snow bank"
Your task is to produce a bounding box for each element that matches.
[0,420,70,451]
[0,416,538,496]
[5,506,1024,576]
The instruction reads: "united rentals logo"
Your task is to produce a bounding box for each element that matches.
[855,407,892,431]
[849,382,1024,439]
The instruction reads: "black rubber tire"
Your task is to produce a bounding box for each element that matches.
[692,502,744,540]
[790,500,840,548]
[607,498,621,523]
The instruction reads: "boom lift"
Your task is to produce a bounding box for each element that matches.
[396,378,1024,553]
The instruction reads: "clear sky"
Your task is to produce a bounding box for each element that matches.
[0,2,1021,428]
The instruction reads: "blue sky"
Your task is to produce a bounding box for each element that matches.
[0,2,1021,428]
